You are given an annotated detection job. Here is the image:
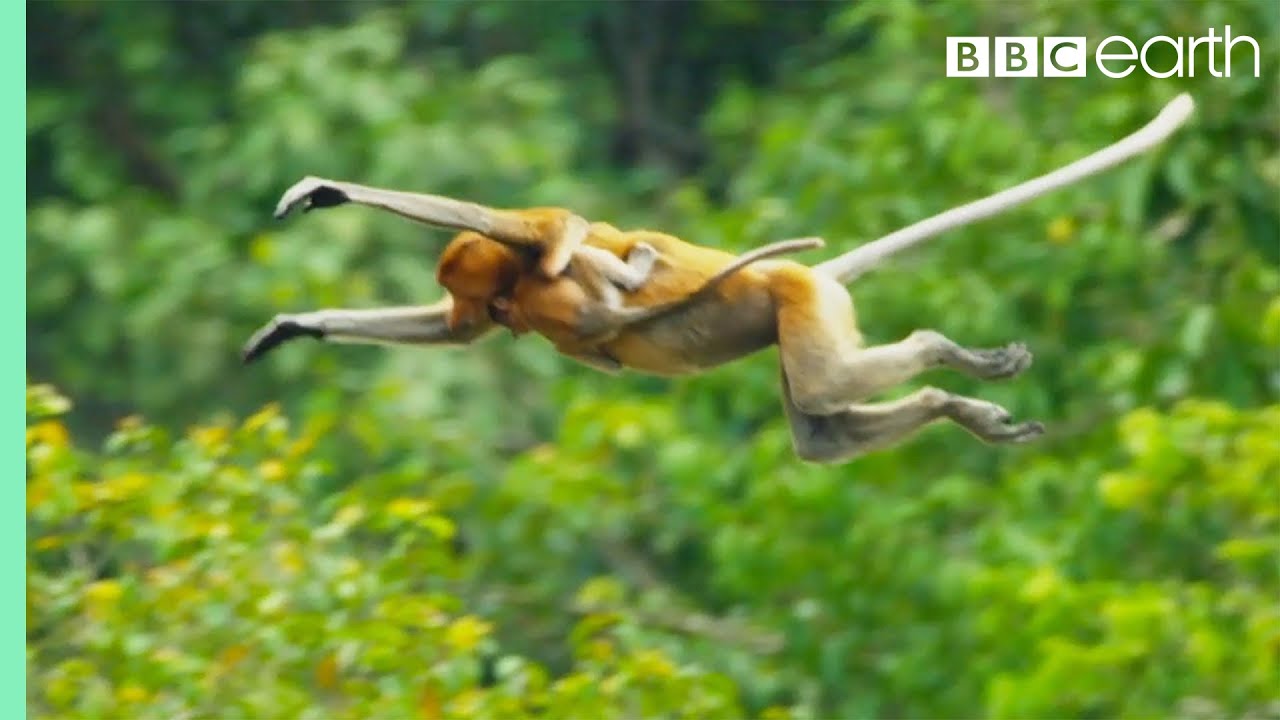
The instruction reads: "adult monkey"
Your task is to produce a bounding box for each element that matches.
[244,94,1195,462]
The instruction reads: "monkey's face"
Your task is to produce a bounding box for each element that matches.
[437,233,522,323]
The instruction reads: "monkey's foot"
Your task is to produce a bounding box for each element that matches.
[619,243,660,291]
[965,341,1033,380]
[274,176,352,219]
[241,315,324,364]
[945,396,1045,444]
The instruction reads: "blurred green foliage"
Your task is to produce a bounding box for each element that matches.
[27,1,1280,718]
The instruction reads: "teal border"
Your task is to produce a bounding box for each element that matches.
[9,1,27,715]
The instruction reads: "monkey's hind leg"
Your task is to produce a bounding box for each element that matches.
[780,372,1045,463]
[774,272,1033,415]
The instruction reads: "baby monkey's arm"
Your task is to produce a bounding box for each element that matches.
[572,237,825,341]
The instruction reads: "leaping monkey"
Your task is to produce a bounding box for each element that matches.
[244,94,1195,462]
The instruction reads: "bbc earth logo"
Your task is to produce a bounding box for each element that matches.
[946,27,1261,78]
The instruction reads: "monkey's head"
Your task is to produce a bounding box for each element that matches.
[437,232,525,331]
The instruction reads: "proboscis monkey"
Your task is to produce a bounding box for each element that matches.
[243,94,1195,462]
[437,233,826,372]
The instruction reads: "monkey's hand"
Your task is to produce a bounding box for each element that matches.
[241,315,324,364]
[274,176,352,219]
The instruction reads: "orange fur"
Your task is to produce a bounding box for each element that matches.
[435,216,761,371]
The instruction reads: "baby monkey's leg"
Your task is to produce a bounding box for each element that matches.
[573,243,660,294]
[574,237,827,346]
[561,242,661,342]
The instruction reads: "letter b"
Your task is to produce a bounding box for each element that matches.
[996,37,1039,76]
[947,37,990,77]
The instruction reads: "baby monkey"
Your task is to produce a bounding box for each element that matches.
[438,231,824,372]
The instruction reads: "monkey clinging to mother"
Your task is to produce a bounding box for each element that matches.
[242,94,1195,464]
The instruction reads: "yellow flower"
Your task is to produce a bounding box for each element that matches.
[33,535,64,551]
[286,433,317,459]
[387,497,433,520]
[1019,566,1063,603]
[1215,537,1275,562]
[444,616,493,653]
[243,403,281,434]
[26,420,69,449]
[1098,472,1154,510]
[419,683,443,720]
[150,647,181,665]
[1046,216,1076,244]
[334,504,365,527]
[445,688,481,718]
[315,653,342,691]
[585,638,615,664]
[26,478,51,510]
[630,649,676,679]
[250,234,275,264]
[204,644,252,688]
[421,515,456,541]
[272,542,305,576]
[258,459,287,483]
[314,503,366,542]
[84,579,123,602]
[84,579,124,618]
[72,482,98,509]
[102,472,149,502]
[218,643,251,669]
[190,425,230,453]
[116,684,149,703]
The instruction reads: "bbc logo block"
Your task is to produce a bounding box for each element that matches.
[995,37,1038,77]
[946,37,989,77]
[946,28,1261,79]
[947,37,1087,77]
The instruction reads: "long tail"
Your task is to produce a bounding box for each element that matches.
[814,93,1197,285]
[614,236,826,325]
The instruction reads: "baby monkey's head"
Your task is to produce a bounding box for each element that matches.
[436,231,529,333]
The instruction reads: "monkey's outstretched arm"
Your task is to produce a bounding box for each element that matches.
[241,296,493,364]
[814,93,1197,284]
[274,176,588,276]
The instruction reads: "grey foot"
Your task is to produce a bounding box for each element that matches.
[946,396,1045,444]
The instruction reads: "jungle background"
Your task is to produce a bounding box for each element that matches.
[26,1,1280,718]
